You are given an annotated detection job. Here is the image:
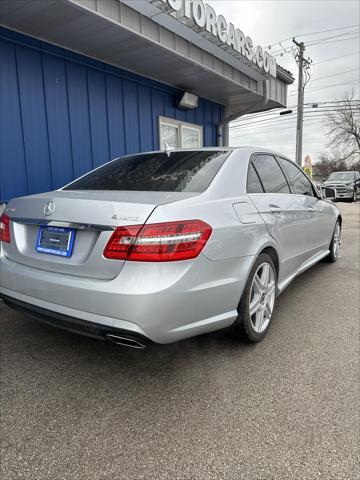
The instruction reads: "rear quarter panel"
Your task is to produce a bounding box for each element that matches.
[147,195,271,261]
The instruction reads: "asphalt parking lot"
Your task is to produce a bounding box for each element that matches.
[1,202,359,480]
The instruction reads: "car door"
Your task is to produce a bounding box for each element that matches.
[247,154,306,282]
[277,157,333,258]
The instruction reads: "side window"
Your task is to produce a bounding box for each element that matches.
[252,155,290,194]
[278,157,315,196]
[247,163,264,193]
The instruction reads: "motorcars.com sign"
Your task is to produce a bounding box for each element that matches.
[160,0,277,77]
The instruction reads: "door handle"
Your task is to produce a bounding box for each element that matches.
[269,204,282,213]
[307,206,314,212]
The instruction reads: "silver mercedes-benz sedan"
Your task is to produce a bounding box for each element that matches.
[0,148,341,347]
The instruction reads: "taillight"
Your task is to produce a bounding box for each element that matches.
[103,220,212,262]
[0,213,10,243]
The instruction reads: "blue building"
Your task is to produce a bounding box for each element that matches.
[0,0,293,204]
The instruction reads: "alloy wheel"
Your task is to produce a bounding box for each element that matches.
[249,262,276,334]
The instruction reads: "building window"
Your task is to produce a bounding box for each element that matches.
[159,116,203,150]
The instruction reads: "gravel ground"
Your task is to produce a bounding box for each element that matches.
[1,202,359,480]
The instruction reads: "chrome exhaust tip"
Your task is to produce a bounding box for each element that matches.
[106,334,146,349]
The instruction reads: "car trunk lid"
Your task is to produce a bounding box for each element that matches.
[3,190,198,280]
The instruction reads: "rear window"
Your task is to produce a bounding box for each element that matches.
[328,172,356,181]
[64,151,229,193]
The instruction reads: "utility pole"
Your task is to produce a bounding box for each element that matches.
[293,38,305,166]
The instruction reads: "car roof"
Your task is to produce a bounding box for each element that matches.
[180,146,295,162]
[111,146,295,164]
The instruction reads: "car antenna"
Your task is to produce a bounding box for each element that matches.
[164,143,175,157]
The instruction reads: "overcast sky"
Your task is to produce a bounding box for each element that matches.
[207,0,360,162]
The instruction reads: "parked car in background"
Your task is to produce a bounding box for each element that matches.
[322,171,360,202]
[0,148,341,348]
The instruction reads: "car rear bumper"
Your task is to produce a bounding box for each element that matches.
[0,253,251,344]
[1,293,150,348]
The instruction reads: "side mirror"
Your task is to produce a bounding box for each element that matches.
[321,186,336,200]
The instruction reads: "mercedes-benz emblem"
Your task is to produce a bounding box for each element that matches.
[44,200,55,216]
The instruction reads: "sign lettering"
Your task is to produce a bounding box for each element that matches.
[160,0,277,77]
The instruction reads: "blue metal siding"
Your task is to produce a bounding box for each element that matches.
[43,54,74,187]
[0,27,224,203]
[66,63,93,177]
[0,39,28,201]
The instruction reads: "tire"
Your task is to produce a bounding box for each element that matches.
[325,219,341,263]
[231,253,277,343]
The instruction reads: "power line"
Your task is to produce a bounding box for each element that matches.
[305,35,360,47]
[273,48,296,58]
[312,51,359,65]
[231,120,332,135]
[231,105,359,128]
[231,108,296,123]
[310,100,360,103]
[231,112,359,131]
[231,100,360,121]
[266,24,360,48]
[230,114,336,131]
[288,80,359,95]
[239,100,360,116]
[230,102,360,126]
[304,29,360,45]
[304,79,359,92]
[272,34,359,59]
[229,107,299,123]
[271,30,359,55]
[231,118,332,132]
[231,116,298,129]
[230,121,329,137]
[231,124,324,135]
[305,100,360,105]
[272,36,360,57]
[232,114,337,130]
[289,69,360,88]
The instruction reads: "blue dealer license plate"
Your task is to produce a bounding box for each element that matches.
[36,226,76,257]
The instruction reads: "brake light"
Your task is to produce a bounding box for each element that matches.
[103,220,212,261]
[0,213,10,243]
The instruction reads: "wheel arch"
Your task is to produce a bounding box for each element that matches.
[235,241,281,309]
[246,242,281,283]
[258,246,280,280]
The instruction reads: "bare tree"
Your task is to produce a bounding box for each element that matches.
[313,149,360,180]
[324,90,360,163]
[318,147,360,170]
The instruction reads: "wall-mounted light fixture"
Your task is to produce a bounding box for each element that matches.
[178,91,199,110]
